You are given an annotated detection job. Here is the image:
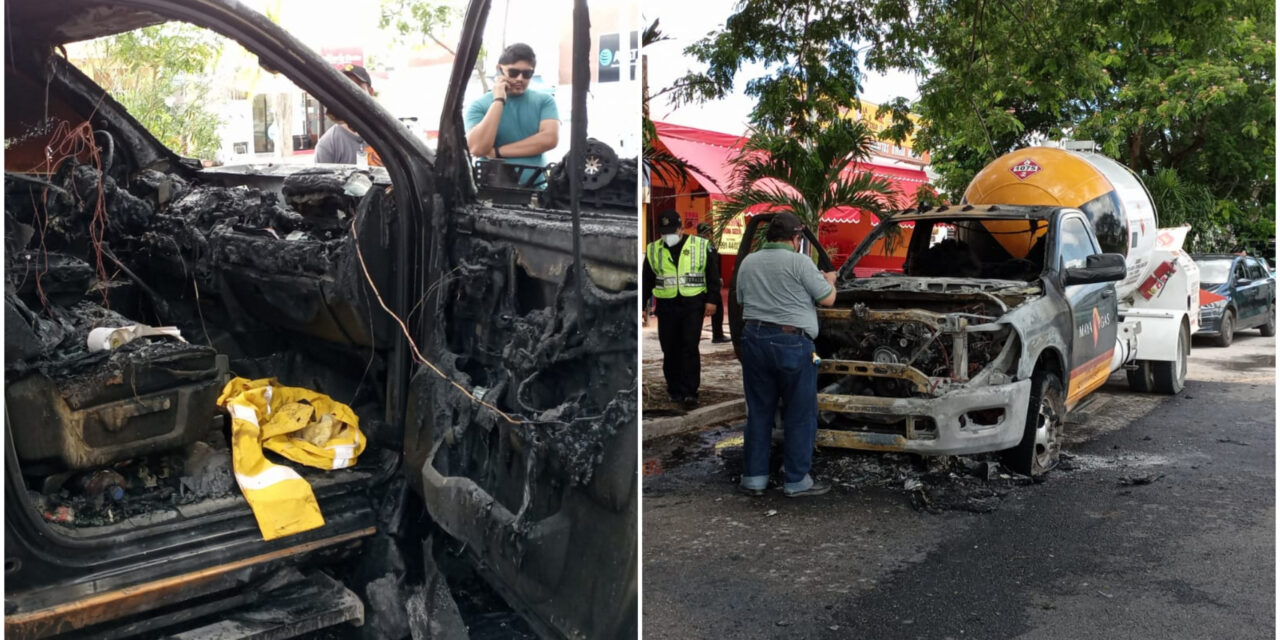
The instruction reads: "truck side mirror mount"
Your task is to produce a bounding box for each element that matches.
[1064,253,1126,286]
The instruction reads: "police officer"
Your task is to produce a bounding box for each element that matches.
[697,222,730,344]
[644,211,721,410]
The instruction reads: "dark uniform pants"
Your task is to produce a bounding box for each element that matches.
[709,289,726,340]
[656,296,705,399]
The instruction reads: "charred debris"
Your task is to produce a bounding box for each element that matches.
[6,159,396,528]
[6,152,632,536]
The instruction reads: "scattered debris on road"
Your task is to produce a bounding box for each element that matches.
[1118,473,1165,486]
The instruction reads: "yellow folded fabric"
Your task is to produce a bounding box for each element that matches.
[217,377,366,541]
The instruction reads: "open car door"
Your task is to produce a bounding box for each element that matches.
[401,1,639,638]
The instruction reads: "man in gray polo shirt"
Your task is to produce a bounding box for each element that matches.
[315,65,380,165]
[735,212,837,497]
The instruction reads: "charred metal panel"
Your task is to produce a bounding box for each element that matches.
[462,205,637,292]
[407,216,637,638]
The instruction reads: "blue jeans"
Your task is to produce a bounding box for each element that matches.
[739,324,818,492]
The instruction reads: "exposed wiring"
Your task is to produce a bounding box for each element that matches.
[28,117,111,306]
[349,213,521,425]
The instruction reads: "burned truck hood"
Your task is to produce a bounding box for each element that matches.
[839,275,1042,303]
[821,275,1060,387]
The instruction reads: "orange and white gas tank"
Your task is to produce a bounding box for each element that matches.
[963,147,1158,300]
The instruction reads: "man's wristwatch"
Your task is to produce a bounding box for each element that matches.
[494,146,503,158]
[493,97,506,105]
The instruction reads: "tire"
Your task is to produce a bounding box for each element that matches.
[1214,311,1234,348]
[1260,305,1276,337]
[1002,371,1064,477]
[1126,361,1154,393]
[1151,323,1189,395]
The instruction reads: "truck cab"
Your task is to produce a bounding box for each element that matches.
[730,147,1198,478]
[737,202,1192,478]
[812,204,1125,477]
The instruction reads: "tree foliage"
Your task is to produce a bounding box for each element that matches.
[668,0,894,137]
[379,0,488,91]
[644,20,720,195]
[886,0,1275,251]
[666,0,1274,252]
[83,24,223,160]
[717,119,897,247]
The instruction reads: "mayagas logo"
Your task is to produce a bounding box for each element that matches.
[1010,158,1042,180]
[1077,306,1113,348]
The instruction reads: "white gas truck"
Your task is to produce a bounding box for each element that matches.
[803,145,1200,476]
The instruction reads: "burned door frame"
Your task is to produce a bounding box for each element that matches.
[402,0,640,638]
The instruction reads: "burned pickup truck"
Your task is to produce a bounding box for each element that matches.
[731,147,1196,478]
[5,1,636,639]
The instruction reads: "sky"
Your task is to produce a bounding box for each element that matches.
[643,0,923,136]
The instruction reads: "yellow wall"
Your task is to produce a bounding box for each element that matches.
[843,101,929,164]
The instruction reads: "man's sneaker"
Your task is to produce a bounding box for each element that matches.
[711,336,731,344]
[784,481,831,498]
[680,396,699,411]
[738,485,766,497]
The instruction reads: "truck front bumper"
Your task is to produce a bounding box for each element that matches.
[815,378,1032,456]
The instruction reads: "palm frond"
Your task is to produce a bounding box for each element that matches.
[723,117,910,247]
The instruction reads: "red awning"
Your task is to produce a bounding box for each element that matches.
[653,121,932,209]
[652,122,747,200]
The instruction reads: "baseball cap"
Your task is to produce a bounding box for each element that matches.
[341,64,373,88]
[656,210,682,234]
[767,212,805,238]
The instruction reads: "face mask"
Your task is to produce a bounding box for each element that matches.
[662,233,681,246]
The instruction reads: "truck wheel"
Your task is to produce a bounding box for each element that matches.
[1002,371,1064,477]
[1126,361,1154,393]
[1260,306,1275,337]
[1151,324,1188,395]
[1214,311,1234,348]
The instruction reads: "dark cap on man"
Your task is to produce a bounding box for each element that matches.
[657,210,682,234]
[766,212,805,240]
[341,64,373,88]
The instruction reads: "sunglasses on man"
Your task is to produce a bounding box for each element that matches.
[503,68,535,80]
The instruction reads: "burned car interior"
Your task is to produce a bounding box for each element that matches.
[900,217,1049,282]
[5,0,637,638]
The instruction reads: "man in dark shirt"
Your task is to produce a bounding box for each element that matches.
[644,211,721,410]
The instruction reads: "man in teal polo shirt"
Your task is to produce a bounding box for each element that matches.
[464,43,560,185]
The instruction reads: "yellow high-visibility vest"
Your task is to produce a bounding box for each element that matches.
[217,377,366,541]
[647,235,709,298]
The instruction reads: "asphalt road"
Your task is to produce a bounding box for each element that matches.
[642,331,1275,640]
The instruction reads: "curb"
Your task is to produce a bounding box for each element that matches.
[642,398,746,441]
